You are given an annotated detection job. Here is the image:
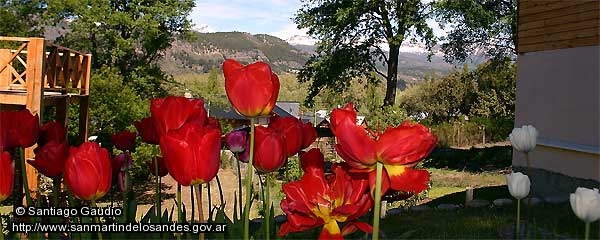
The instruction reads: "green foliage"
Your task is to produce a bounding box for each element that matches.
[83,67,148,143]
[0,0,53,37]
[295,0,436,107]
[434,0,517,63]
[53,0,195,98]
[400,65,476,123]
[398,60,515,146]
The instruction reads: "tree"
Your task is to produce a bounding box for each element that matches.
[433,0,517,63]
[0,0,50,37]
[55,0,195,98]
[295,0,436,107]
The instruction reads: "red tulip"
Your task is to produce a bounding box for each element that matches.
[225,130,248,153]
[64,142,112,201]
[146,157,168,177]
[111,130,137,151]
[253,126,286,173]
[269,116,303,157]
[301,122,318,149]
[330,102,437,196]
[0,151,14,202]
[0,109,39,150]
[223,59,280,117]
[159,123,221,186]
[134,117,159,144]
[29,140,69,178]
[279,148,373,239]
[38,121,67,147]
[151,96,208,137]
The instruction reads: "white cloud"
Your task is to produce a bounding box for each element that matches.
[193,23,216,33]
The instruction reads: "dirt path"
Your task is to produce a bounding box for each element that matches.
[137,166,261,221]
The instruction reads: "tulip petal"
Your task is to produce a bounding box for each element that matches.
[0,152,14,202]
[332,117,377,166]
[376,121,437,165]
[319,221,343,240]
[385,165,430,194]
[341,221,373,236]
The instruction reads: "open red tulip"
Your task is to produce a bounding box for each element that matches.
[269,116,303,157]
[330,102,437,196]
[0,151,14,202]
[0,109,39,150]
[253,125,286,173]
[134,117,159,144]
[223,59,280,117]
[159,122,221,186]
[64,142,112,201]
[279,148,373,239]
[111,130,137,151]
[151,96,208,137]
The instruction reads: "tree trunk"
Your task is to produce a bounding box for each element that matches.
[383,45,399,106]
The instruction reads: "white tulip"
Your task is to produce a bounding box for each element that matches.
[506,172,531,199]
[570,187,600,223]
[509,125,538,153]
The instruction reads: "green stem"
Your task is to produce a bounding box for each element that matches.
[191,185,195,222]
[90,200,103,240]
[265,173,271,240]
[216,175,224,206]
[154,157,161,222]
[52,177,60,206]
[207,182,212,212]
[372,162,383,240]
[236,155,243,217]
[177,184,182,240]
[18,148,33,207]
[516,199,521,240]
[585,222,590,240]
[244,118,256,240]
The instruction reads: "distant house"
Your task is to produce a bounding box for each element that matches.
[209,101,298,128]
[514,1,599,195]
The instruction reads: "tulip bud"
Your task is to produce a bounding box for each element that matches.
[225,130,248,153]
[269,116,303,157]
[0,151,14,202]
[569,187,600,223]
[509,125,538,153]
[253,126,286,173]
[111,130,137,152]
[64,142,112,201]
[223,59,280,117]
[147,157,168,177]
[301,122,317,149]
[134,117,159,145]
[117,171,130,192]
[506,172,530,200]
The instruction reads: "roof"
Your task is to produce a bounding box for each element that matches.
[275,102,300,118]
[208,102,295,120]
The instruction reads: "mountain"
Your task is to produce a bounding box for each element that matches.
[161,32,310,74]
[161,31,482,84]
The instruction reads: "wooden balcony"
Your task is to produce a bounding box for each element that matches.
[0,36,92,191]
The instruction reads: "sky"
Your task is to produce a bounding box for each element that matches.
[190,0,307,40]
[190,0,447,42]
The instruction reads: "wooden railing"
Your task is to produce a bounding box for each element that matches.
[0,36,91,97]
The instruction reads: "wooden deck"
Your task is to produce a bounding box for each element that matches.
[0,36,92,190]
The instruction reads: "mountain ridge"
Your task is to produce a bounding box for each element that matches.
[160,31,471,83]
